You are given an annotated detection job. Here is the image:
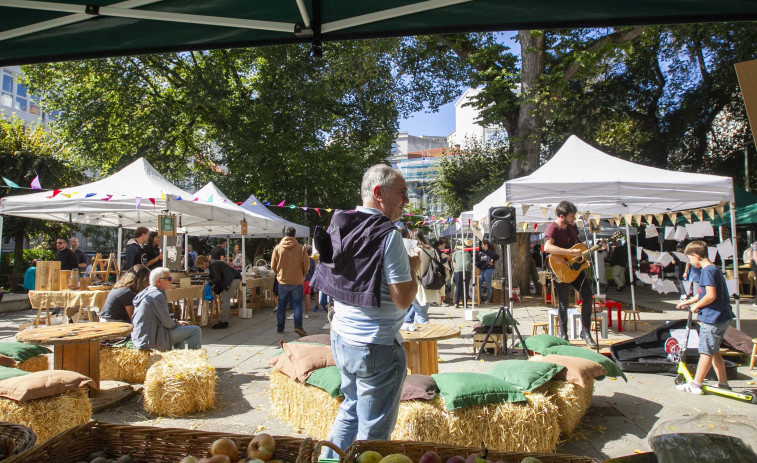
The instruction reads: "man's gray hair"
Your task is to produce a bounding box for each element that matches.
[149,267,170,286]
[283,226,296,237]
[361,164,400,202]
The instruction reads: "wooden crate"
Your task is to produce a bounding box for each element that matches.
[473,333,503,355]
[35,260,61,291]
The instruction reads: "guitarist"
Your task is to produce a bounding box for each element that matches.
[543,201,602,347]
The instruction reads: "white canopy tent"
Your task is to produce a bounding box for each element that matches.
[0,158,275,269]
[473,135,740,327]
[238,192,309,238]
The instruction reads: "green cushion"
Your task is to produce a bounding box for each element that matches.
[0,342,52,363]
[431,372,526,410]
[486,359,564,392]
[110,339,136,349]
[477,310,518,326]
[0,366,30,381]
[516,334,570,353]
[305,366,343,398]
[543,345,627,381]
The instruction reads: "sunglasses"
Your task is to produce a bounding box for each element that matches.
[56,241,66,245]
[159,276,173,282]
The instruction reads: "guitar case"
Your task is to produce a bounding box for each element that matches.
[610,320,738,379]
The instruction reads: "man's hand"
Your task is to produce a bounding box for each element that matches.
[177,320,189,326]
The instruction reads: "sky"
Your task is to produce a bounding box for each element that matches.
[398,31,519,137]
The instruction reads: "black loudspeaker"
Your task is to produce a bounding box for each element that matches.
[489,206,517,244]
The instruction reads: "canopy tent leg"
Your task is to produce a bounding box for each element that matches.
[0,216,4,266]
[718,226,727,275]
[162,234,167,267]
[241,233,247,311]
[625,222,636,311]
[117,225,123,272]
[730,201,741,329]
[183,234,188,271]
[593,232,601,295]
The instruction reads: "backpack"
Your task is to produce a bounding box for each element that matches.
[420,248,447,290]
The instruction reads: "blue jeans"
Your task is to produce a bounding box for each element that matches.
[171,325,202,349]
[277,284,303,331]
[404,300,428,324]
[318,291,332,312]
[324,331,406,457]
[479,268,494,302]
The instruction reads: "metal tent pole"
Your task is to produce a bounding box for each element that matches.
[625,222,636,311]
[116,225,123,271]
[730,201,741,329]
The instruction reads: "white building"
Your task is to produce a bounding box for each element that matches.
[446,87,506,148]
[1,66,59,128]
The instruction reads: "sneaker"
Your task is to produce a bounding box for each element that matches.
[304,314,309,319]
[272,307,278,313]
[211,322,229,329]
[294,328,307,337]
[676,382,703,395]
[277,329,284,334]
[322,323,330,330]
[287,315,294,320]
[716,383,732,390]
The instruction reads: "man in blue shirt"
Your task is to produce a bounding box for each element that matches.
[675,240,735,394]
[320,164,420,456]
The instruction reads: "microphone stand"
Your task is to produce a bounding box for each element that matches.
[475,242,529,360]
[577,217,601,353]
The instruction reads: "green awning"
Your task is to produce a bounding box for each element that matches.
[712,186,757,227]
[2,0,757,66]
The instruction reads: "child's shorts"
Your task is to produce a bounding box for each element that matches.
[698,319,731,356]
[303,280,312,295]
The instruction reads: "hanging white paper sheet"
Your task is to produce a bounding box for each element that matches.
[725,279,739,296]
[682,280,693,294]
[636,271,654,285]
[646,250,660,263]
[716,239,734,259]
[665,227,676,240]
[673,252,689,264]
[661,279,679,294]
[685,223,701,238]
[645,225,658,237]
[652,278,664,293]
[656,252,674,267]
[708,247,717,261]
[700,221,714,237]
[637,247,644,260]
[675,226,688,241]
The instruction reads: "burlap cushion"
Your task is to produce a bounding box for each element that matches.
[269,341,334,382]
[0,370,95,402]
[296,334,331,345]
[0,355,16,368]
[530,354,605,388]
[401,374,438,401]
[268,353,297,380]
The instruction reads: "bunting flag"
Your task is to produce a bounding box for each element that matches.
[85,193,96,198]
[160,191,166,200]
[30,172,41,190]
[521,204,530,215]
[101,194,113,201]
[192,197,198,201]
[326,208,332,213]
[207,194,214,202]
[314,208,321,217]
[277,201,286,207]
[301,207,308,211]
[632,214,642,225]
[521,222,528,231]
[2,177,20,188]
[61,193,71,198]
[667,212,678,223]
[681,211,691,223]
[540,207,549,218]
[715,204,725,218]
[135,197,142,209]
[654,213,664,224]
[591,213,601,223]
[608,218,615,227]
[624,214,633,225]
[237,202,243,205]
[288,204,295,209]
[694,209,704,222]
[504,201,511,207]
[263,201,270,206]
[705,207,715,219]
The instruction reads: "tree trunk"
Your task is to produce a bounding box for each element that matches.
[509,30,545,178]
[494,234,533,296]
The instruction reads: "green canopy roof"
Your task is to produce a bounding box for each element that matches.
[713,186,757,227]
[2,0,757,66]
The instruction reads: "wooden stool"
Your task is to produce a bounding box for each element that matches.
[532,322,548,336]
[623,309,641,331]
[473,333,503,355]
[749,338,757,370]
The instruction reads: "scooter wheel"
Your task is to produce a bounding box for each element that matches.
[674,374,686,385]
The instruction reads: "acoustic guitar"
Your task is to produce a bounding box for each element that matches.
[548,231,622,283]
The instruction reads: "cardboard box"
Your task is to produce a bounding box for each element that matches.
[473,333,503,355]
[239,308,253,319]
[35,260,61,291]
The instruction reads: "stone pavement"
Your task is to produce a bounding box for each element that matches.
[1,284,755,461]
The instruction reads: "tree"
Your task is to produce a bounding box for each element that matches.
[0,118,83,273]
[22,40,467,229]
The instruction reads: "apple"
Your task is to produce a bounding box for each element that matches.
[419,451,442,463]
[356,451,383,463]
[465,454,486,463]
[377,454,413,463]
[446,456,466,463]
[210,438,239,463]
[247,433,276,462]
[198,456,231,463]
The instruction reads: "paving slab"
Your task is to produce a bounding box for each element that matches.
[2,285,755,460]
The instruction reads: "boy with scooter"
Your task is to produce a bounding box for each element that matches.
[675,240,735,395]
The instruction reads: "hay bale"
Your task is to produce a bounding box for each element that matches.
[100,346,152,383]
[16,355,49,372]
[534,379,594,436]
[269,369,342,439]
[143,349,216,417]
[0,389,91,442]
[391,396,448,443]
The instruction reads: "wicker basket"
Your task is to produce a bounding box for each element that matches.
[339,440,598,463]
[4,421,315,463]
[0,422,36,460]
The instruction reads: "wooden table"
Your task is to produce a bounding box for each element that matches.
[401,323,460,375]
[16,322,132,391]
[27,288,112,328]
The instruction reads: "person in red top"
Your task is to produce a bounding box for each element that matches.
[543,200,603,347]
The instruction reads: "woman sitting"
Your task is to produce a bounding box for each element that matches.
[99,264,150,323]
